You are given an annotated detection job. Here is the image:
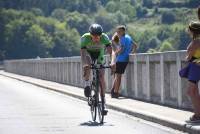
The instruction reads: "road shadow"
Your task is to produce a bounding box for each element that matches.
[114,96,129,100]
[185,122,200,127]
[80,121,114,127]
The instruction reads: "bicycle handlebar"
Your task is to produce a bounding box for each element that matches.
[90,64,111,69]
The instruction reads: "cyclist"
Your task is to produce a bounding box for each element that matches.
[80,24,112,115]
[111,25,137,98]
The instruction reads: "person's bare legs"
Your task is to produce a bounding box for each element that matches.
[83,65,90,81]
[114,73,122,94]
[187,81,200,116]
[111,74,116,92]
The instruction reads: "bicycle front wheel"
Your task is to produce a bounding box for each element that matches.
[97,95,104,124]
[90,102,97,121]
[90,87,97,121]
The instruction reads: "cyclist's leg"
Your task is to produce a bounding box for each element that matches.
[81,50,92,97]
[99,69,106,96]
[98,53,106,96]
[98,55,108,114]
[99,69,108,115]
[81,50,91,79]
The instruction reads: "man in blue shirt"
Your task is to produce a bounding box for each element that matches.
[111,25,137,98]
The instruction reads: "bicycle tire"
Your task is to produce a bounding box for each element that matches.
[90,84,97,121]
[97,95,104,124]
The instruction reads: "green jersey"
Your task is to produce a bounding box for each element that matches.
[81,33,111,64]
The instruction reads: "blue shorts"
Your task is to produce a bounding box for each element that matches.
[179,62,200,84]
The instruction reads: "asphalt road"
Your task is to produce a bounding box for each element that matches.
[0,75,186,134]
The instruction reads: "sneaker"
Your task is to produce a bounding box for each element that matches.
[84,86,91,97]
[110,88,114,97]
[101,97,108,115]
[103,109,108,115]
[111,92,119,99]
[186,114,200,123]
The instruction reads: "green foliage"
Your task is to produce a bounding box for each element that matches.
[159,41,175,52]
[66,12,92,35]
[95,9,117,32]
[161,11,176,24]
[51,28,79,57]
[30,8,44,16]
[142,0,154,8]
[114,11,129,25]
[0,0,197,60]
[25,24,54,57]
[0,9,80,59]
[51,9,66,22]
[4,19,33,59]
[136,5,148,18]
[105,1,136,19]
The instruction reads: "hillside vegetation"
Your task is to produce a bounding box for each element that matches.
[0,0,199,60]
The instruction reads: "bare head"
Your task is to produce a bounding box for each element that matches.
[116,25,126,37]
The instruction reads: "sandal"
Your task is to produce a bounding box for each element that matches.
[186,114,200,123]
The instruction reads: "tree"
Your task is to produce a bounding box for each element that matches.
[4,19,33,59]
[157,26,172,41]
[187,0,200,8]
[25,24,54,58]
[51,9,66,22]
[95,9,117,32]
[136,5,148,18]
[30,8,44,16]
[142,0,154,8]
[148,37,161,49]
[161,11,176,24]
[119,3,136,19]
[177,30,190,50]
[51,28,80,57]
[159,41,174,52]
[114,11,129,24]
[105,1,117,13]
[66,12,92,35]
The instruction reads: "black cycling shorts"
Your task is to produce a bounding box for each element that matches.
[115,62,128,74]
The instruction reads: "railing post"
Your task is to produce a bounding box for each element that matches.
[134,55,138,98]
[160,53,165,104]
[176,52,182,107]
[146,55,150,100]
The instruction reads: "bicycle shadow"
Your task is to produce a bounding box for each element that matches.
[79,121,114,127]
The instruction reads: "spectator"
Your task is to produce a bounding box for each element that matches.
[179,21,200,123]
[110,25,137,98]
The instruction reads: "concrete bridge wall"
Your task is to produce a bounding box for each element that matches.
[4,50,200,109]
